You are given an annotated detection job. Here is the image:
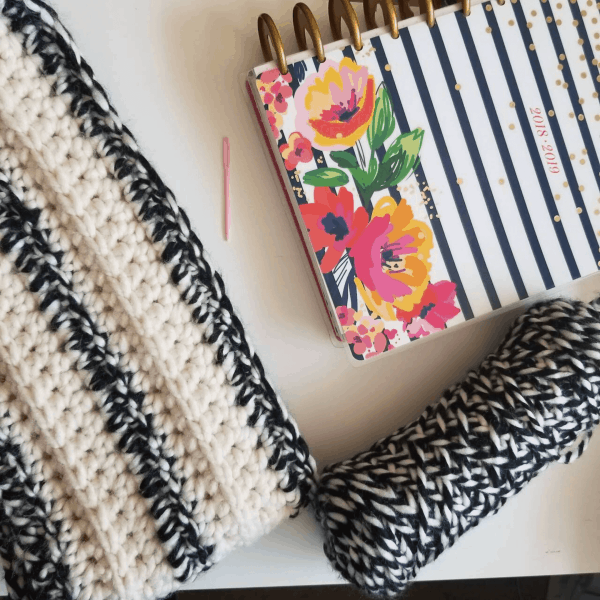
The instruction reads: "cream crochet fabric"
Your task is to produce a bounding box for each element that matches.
[0,1,316,599]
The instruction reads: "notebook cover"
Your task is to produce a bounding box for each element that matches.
[250,0,600,361]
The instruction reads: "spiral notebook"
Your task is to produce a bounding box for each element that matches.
[246,0,600,361]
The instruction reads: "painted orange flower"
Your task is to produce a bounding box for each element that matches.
[350,197,434,321]
[294,57,376,151]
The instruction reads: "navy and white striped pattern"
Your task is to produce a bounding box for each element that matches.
[0,1,317,598]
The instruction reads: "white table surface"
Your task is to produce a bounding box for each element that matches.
[3,0,600,593]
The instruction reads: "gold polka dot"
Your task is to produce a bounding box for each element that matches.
[581,159,586,164]
[509,101,516,107]
[555,194,561,200]
[597,75,600,81]
[596,260,600,267]
[573,19,579,26]
[579,98,585,104]
[548,109,555,116]
[597,33,600,39]
[596,115,600,121]
[509,123,515,129]
[578,114,585,121]
[556,19,563,25]
[563,82,569,88]
[455,83,461,90]
[558,2,563,6]
[579,185,585,191]
[597,44,600,51]
[564,181,570,187]
[509,19,515,25]
[529,44,536,50]
[594,17,598,24]
[556,79,562,85]
[587,0,592,5]
[594,92,599,98]
[559,53,566,60]
[582,72,588,78]
[578,38,585,45]
[429,214,433,220]
[527,21,534,28]
[583,149,588,155]
[457,178,463,184]
[580,54,586,61]
[545,16,552,23]
[384,64,392,71]
[531,9,537,15]
[577,207,583,214]
[594,58,599,66]
[582,9,588,15]
[499,178,505,184]
[486,3,493,9]
[486,26,492,33]
[570,153,576,159]
[558,64,564,70]
[554,215,561,222]
[569,112,575,118]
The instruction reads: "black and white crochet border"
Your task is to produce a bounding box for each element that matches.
[0,412,74,600]
[0,0,316,504]
[0,172,214,583]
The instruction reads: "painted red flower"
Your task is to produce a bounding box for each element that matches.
[300,187,368,273]
[280,132,313,171]
[395,280,460,339]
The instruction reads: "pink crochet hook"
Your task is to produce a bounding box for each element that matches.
[223,137,231,241]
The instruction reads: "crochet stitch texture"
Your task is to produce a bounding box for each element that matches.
[315,298,600,597]
[0,1,316,599]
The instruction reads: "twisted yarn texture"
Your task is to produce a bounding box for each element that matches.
[315,298,600,597]
[0,1,316,599]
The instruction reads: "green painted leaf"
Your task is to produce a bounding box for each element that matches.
[303,168,350,187]
[367,86,396,151]
[378,128,425,187]
[329,151,360,169]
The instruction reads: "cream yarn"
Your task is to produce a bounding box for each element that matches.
[0,1,316,599]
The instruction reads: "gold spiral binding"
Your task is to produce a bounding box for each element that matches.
[329,0,364,51]
[257,0,484,72]
[364,0,400,38]
[257,13,288,74]
[293,3,326,63]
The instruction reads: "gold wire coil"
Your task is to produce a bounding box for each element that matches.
[257,13,288,74]
[329,0,363,51]
[293,3,326,62]
[463,0,471,16]
[364,0,399,38]
[419,0,437,27]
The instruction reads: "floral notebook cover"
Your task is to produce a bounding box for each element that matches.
[248,0,600,361]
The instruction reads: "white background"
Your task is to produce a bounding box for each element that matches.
[4,0,600,591]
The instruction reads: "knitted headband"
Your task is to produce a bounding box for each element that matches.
[0,1,315,599]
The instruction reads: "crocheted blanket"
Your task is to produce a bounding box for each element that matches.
[0,2,316,599]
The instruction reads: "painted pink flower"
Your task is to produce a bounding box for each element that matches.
[364,332,388,358]
[300,187,368,273]
[336,306,355,326]
[260,68,292,85]
[280,132,313,171]
[344,330,373,355]
[396,280,460,339]
[350,198,433,321]
[294,57,375,151]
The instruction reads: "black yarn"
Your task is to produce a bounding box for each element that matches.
[315,298,600,597]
